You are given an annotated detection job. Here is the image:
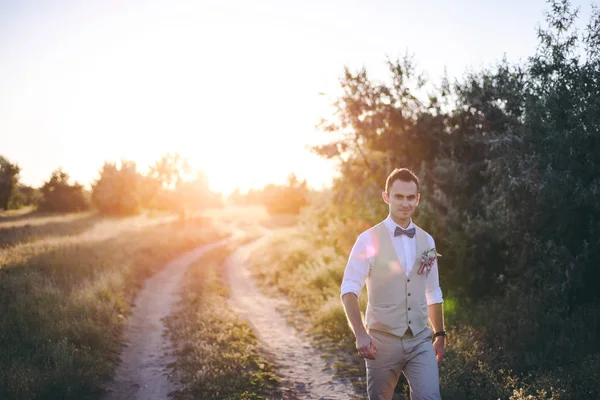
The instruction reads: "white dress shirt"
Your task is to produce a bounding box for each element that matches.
[340,215,444,305]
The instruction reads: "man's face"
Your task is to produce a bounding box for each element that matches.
[382,179,420,223]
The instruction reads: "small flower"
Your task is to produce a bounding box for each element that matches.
[418,248,441,277]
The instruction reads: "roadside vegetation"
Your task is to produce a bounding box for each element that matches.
[0,212,224,399]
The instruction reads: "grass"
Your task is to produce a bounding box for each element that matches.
[0,212,226,399]
[165,243,279,400]
[0,210,101,248]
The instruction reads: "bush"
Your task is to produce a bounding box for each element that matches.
[11,185,43,208]
[91,160,143,215]
[305,1,600,397]
[0,155,21,210]
[38,169,90,212]
[230,174,309,215]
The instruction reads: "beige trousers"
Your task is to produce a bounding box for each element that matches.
[366,327,441,400]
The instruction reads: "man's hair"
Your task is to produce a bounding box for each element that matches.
[385,168,420,193]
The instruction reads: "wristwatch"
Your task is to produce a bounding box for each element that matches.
[433,330,446,338]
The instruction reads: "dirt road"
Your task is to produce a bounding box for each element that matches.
[100,230,356,400]
[99,240,226,400]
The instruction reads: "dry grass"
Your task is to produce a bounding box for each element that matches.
[0,210,100,248]
[0,211,182,266]
[0,211,226,399]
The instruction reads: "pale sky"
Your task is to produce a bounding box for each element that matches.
[0,0,595,194]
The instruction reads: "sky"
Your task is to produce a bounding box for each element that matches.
[0,0,595,194]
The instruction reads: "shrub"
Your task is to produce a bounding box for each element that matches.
[91,160,143,215]
[38,169,90,212]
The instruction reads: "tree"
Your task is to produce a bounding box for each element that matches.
[0,155,21,210]
[8,184,42,209]
[262,174,310,215]
[91,160,143,215]
[145,152,192,211]
[38,169,89,212]
[312,1,600,392]
[172,171,221,218]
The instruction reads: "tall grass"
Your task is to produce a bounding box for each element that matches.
[0,215,224,399]
[165,243,279,400]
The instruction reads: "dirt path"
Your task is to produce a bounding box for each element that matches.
[100,240,226,400]
[227,236,358,400]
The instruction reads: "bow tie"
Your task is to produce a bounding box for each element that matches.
[394,226,416,238]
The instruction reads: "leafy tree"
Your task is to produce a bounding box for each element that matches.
[145,152,192,211]
[172,171,222,218]
[0,155,21,210]
[11,185,43,208]
[312,0,600,395]
[229,174,310,215]
[38,169,89,212]
[91,160,143,215]
[263,174,310,215]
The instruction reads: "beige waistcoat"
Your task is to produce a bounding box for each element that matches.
[364,222,430,337]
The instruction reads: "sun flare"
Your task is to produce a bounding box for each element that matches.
[1,0,339,195]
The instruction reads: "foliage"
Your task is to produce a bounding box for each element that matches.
[9,184,43,209]
[142,153,222,217]
[3,151,219,216]
[0,155,21,210]
[308,0,600,397]
[230,174,310,215]
[38,169,90,212]
[172,171,223,218]
[90,160,144,215]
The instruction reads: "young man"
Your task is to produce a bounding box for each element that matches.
[340,168,445,400]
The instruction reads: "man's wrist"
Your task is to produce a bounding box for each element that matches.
[354,326,369,338]
[433,330,446,338]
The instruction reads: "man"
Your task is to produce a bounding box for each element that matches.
[340,168,445,400]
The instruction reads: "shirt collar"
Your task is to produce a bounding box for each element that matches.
[384,215,414,236]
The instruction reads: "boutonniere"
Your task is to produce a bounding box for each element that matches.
[418,248,441,277]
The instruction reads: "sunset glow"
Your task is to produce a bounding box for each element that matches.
[1,0,592,194]
[1,1,340,194]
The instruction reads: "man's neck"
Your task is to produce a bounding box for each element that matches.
[390,215,411,229]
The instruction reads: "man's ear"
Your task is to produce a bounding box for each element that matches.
[415,193,421,206]
[382,191,390,204]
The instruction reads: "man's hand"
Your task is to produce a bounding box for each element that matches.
[433,337,445,362]
[356,332,377,360]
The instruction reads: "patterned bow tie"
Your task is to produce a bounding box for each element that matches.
[394,226,416,238]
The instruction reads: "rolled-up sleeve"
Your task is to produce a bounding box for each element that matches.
[340,232,373,299]
[425,234,444,305]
